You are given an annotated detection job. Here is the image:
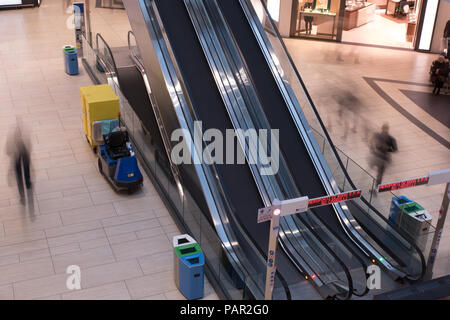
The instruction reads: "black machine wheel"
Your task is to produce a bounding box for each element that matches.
[97,158,103,175]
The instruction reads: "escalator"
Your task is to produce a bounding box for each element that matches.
[98,0,428,299]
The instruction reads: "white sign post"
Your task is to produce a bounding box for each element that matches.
[258,190,361,300]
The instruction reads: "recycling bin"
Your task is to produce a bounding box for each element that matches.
[64,48,79,75]
[173,234,197,289]
[173,236,204,300]
[397,202,432,244]
[389,196,413,224]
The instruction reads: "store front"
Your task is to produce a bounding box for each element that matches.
[0,0,40,8]
[266,0,447,52]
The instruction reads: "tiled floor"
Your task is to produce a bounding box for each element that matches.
[342,10,414,49]
[0,0,217,300]
[0,0,448,301]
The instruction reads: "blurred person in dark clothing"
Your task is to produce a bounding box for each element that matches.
[6,122,33,212]
[430,55,449,95]
[370,123,397,188]
[301,1,314,35]
[334,90,362,140]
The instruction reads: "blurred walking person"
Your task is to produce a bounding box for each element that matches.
[335,90,361,140]
[370,123,398,188]
[6,121,33,212]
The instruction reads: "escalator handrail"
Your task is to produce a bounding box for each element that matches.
[297,214,353,300]
[95,33,119,78]
[249,0,426,281]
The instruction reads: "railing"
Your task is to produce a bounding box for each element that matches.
[96,33,119,80]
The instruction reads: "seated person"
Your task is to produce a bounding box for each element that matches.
[104,128,130,159]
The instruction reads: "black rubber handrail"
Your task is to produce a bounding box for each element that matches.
[95,33,119,78]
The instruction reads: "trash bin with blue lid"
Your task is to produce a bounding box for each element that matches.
[173,237,204,300]
[63,47,79,75]
[389,195,413,224]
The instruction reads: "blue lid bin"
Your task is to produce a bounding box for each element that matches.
[389,196,413,225]
[64,48,79,75]
[174,242,204,300]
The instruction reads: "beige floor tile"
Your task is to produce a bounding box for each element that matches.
[164,289,186,300]
[19,248,51,262]
[101,210,156,228]
[113,196,164,215]
[0,284,14,300]
[0,239,49,258]
[49,243,80,256]
[138,250,173,275]
[13,273,71,300]
[38,193,93,215]
[46,162,97,180]
[104,218,160,237]
[62,281,131,300]
[3,213,62,235]
[111,234,171,261]
[47,228,106,248]
[81,259,143,289]
[0,258,54,286]
[135,226,165,240]
[59,203,117,225]
[45,220,102,238]
[0,230,46,248]
[139,293,167,300]
[34,295,62,300]
[78,236,110,251]
[125,271,177,299]
[0,254,19,267]
[107,232,138,245]
[52,245,116,274]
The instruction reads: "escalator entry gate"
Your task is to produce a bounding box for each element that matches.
[173,235,204,300]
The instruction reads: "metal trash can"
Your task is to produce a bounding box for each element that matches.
[389,196,413,224]
[173,235,204,300]
[63,47,79,75]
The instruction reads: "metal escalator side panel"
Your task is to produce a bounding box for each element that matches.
[122,0,269,299]
[127,32,185,204]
